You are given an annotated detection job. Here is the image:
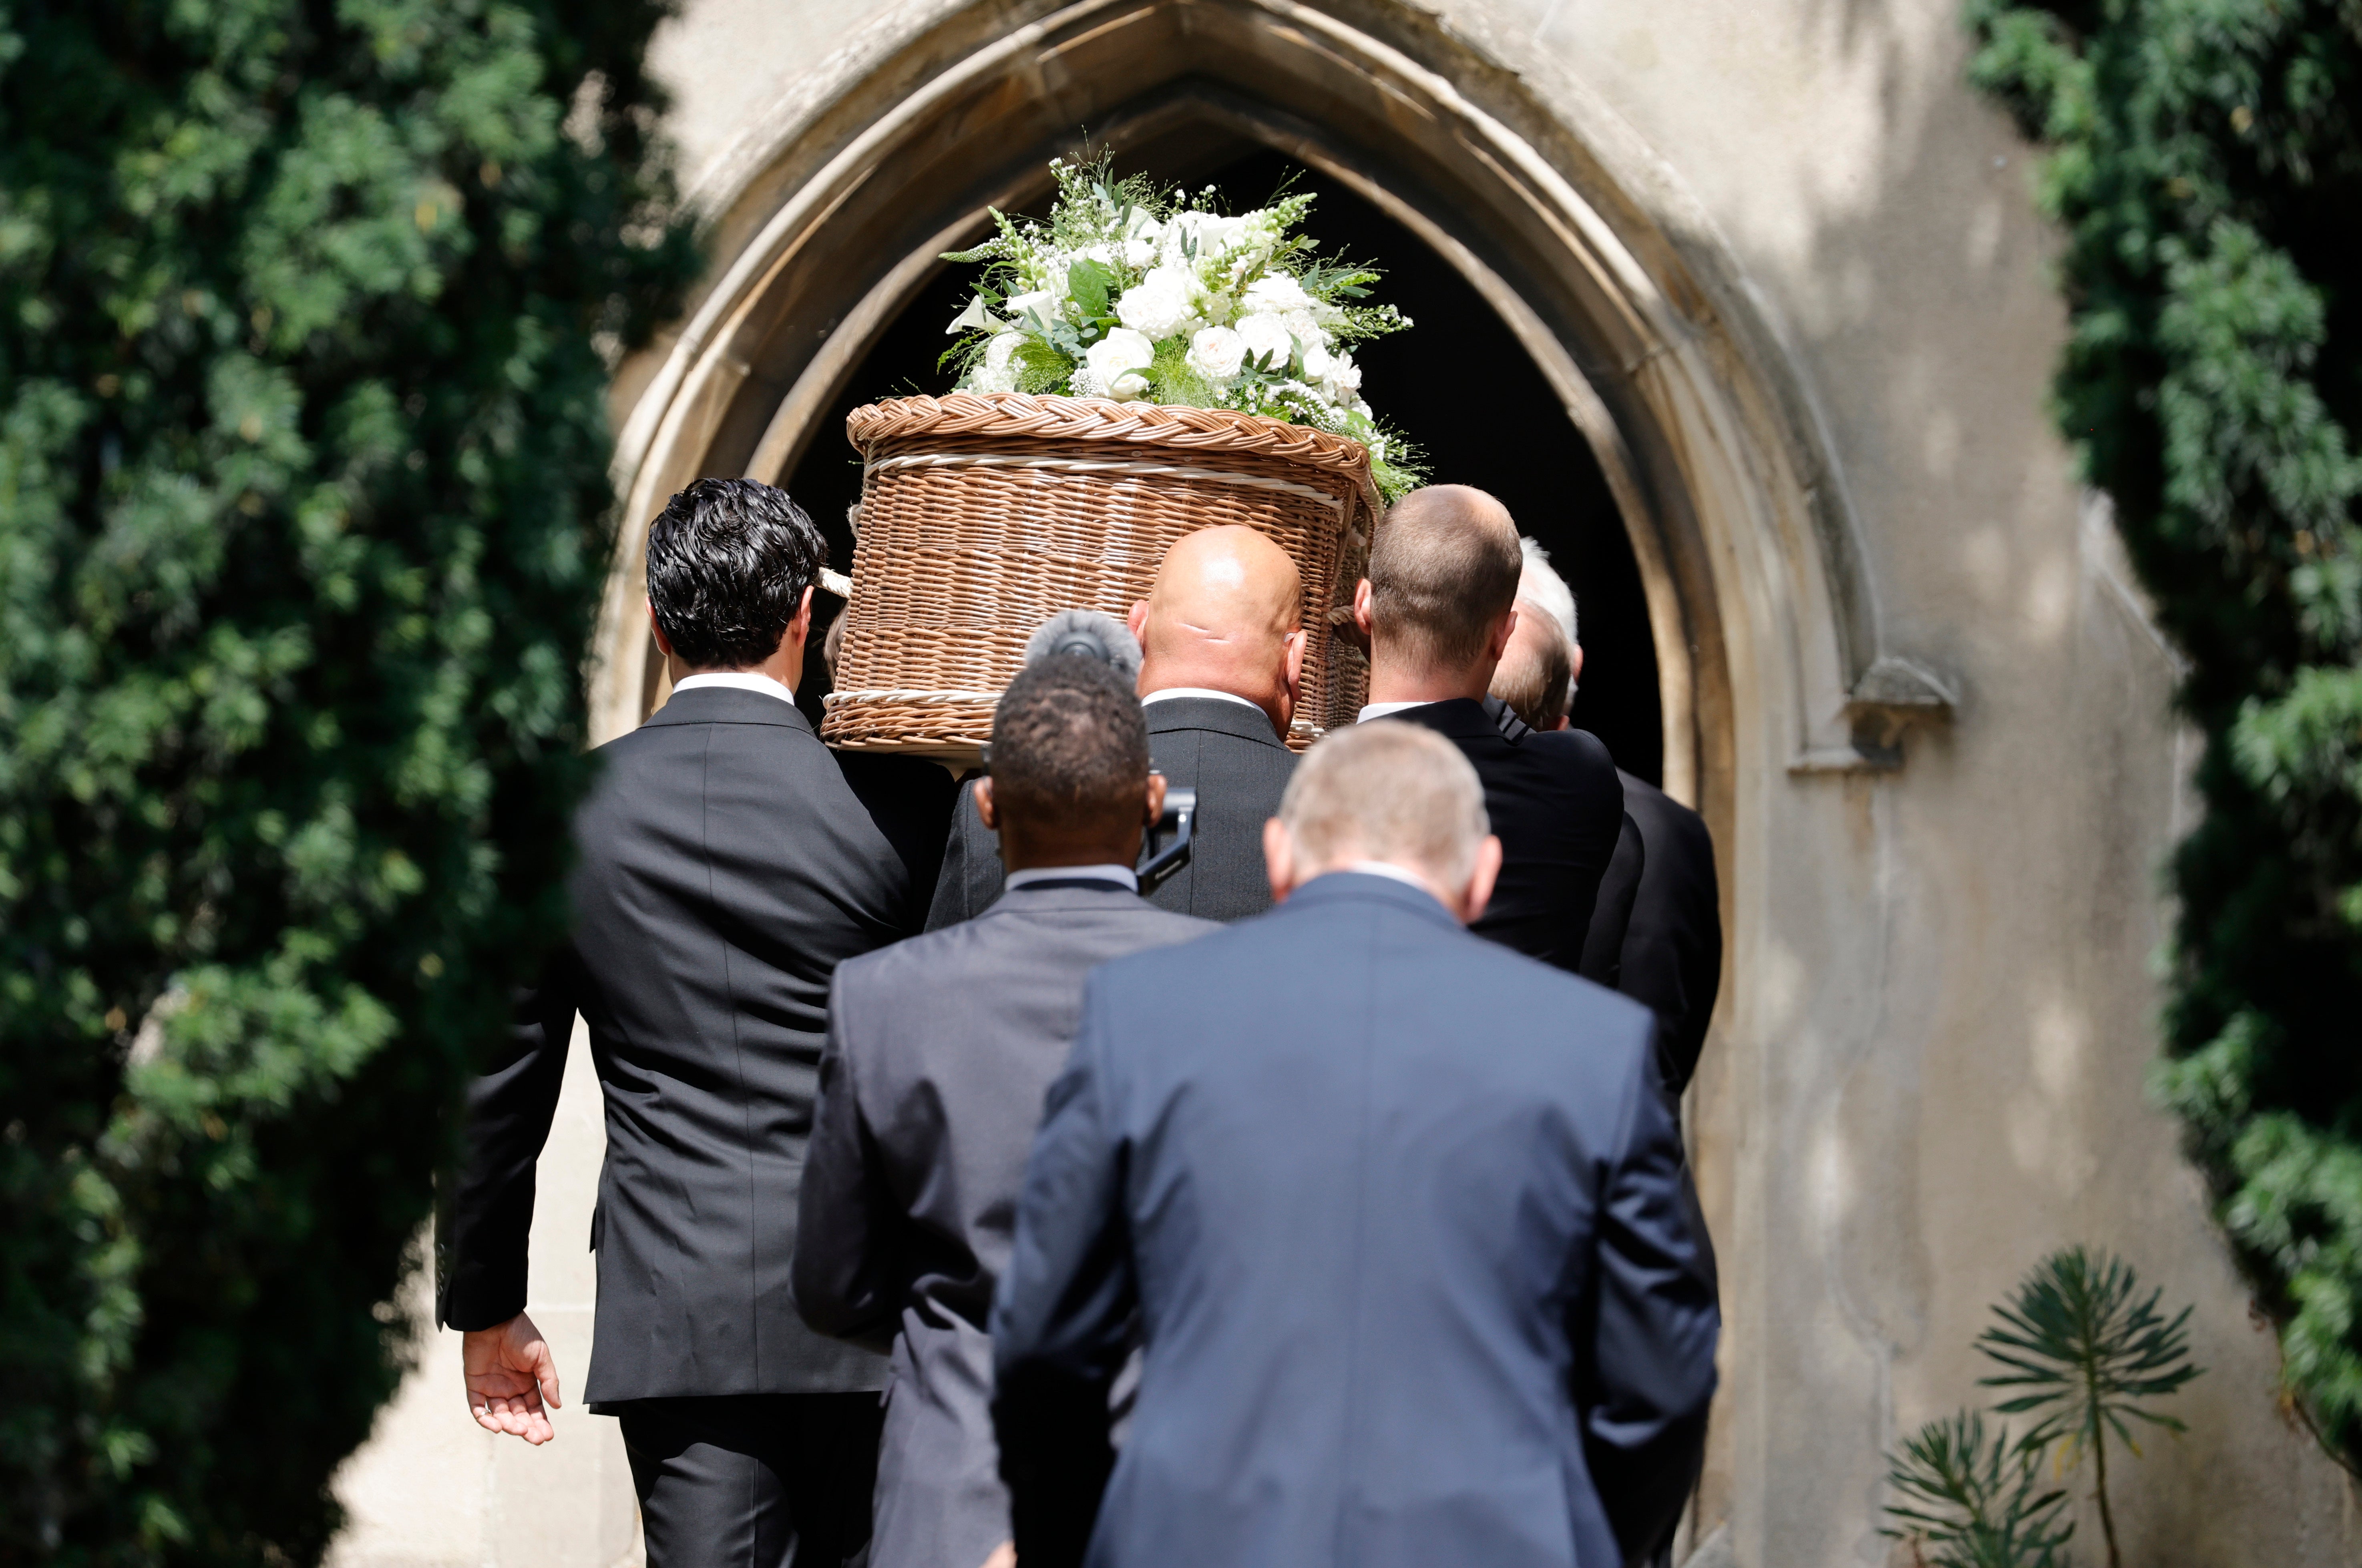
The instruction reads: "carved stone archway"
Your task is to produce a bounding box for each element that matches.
[599,0,1955,1547]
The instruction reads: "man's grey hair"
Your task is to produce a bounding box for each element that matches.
[1518,537,1578,648]
[1279,723,1490,888]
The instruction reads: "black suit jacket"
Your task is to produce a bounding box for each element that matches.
[991,873,1719,1568]
[925,694,1297,928]
[1613,769,1722,1096]
[1380,697,1624,974]
[438,687,913,1402]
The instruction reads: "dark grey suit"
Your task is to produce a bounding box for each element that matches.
[992,872,1720,1568]
[439,686,915,1565]
[796,882,1213,1568]
[926,694,1296,928]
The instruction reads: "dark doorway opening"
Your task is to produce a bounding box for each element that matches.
[783,143,1663,784]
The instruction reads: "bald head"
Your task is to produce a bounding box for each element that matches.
[1128,526,1306,734]
[1353,484,1526,703]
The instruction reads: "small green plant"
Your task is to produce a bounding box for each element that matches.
[1883,1410,2074,1568]
[1882,1248,2202,1568]
[1977,1248,2204,1568]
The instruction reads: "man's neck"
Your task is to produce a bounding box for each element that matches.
[1000,836,1146,875]
[670,650,801,693]
[1138,663,1284,733]
[1364,665,1492,705]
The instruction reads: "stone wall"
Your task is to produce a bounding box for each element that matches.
[328,1,2362,1562]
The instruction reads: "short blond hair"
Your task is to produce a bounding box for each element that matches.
[1279,722,1489,887]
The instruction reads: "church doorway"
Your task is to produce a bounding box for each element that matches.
[776,144,1666,783]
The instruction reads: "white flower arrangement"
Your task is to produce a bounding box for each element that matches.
[939,157,1423,499]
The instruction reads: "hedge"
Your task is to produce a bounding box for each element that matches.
[1966,0,2362,1470]
[0,1,696,1559]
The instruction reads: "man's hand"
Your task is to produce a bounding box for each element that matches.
[463,1311,562,1444]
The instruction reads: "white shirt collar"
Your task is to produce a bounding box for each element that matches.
[1357,700,1431,723]
[1142,687,1264,713]
[672,671,796,706]
[1005,864,1140,893]
[1337,860,1438,893]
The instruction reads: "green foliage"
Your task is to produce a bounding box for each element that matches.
[0,1,697,1562]
[1883,1410,2075,1568]
[1884,1249,2200,1568]
[1964,0,2362,1470]
[1977,1248,2201,1566]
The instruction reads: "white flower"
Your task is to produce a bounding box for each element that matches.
[1167,210,1250,264]
[1114,267,1200,341]
[1186,325,1246,380]
[1084,327,1156,401]
[947,293,994,334]
[1241,274,1314,316]
[1233,312,1296,371]
[1320,351,1362,404]
[1300,343,1335,381]
[1122,209,1163,268]
[968,331,1025,393]
[1002,289,1055,327]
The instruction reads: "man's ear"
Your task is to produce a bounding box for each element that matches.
[1262,817,1295,905]
[1281,628,1307,698]
[1569,642,1585,687]
[787,584,814,645]
[1350,579,1375,641]
[1126,599,1150,641]
[1461,834,1504,926]
[647,601,674,659]
[973,776,999,833]
[1486,604,1520,665]
[1144,771,1168,825]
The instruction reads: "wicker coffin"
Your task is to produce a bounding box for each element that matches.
[820,392,1383,759]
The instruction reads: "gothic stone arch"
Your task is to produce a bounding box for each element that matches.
[599,0,1954,1546]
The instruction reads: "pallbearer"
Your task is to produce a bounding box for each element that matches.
[440,479,913,1568]
[928,525,1307,926]
[797,653,1216,1568]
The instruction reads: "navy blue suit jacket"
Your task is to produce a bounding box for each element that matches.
[991,872,1720,1568]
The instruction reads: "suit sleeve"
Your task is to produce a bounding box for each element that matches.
[1578,811,1646,988]
[436,945,582,1331]
[1572,1022,1721,1562]
[791,970,905,1353]
[924,773,1006,931]
[991,979,1137,1568]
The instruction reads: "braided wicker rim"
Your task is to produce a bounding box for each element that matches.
[826,392,1382,759]
[848,392,1384,515]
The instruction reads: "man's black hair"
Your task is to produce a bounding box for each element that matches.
[989,655,1150,831]
[645,477,826,669]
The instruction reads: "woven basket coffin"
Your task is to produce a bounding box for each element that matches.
[820,391,1384,759]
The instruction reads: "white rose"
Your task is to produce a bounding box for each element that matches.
[1186,325,1246,380]
[1300,343,1335,381]
[1084,327,1156,401]
[1242,274,1314,315]
[1123,237,1158,269]
[1233,312,1296,371]
[1114,267,1200,341]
